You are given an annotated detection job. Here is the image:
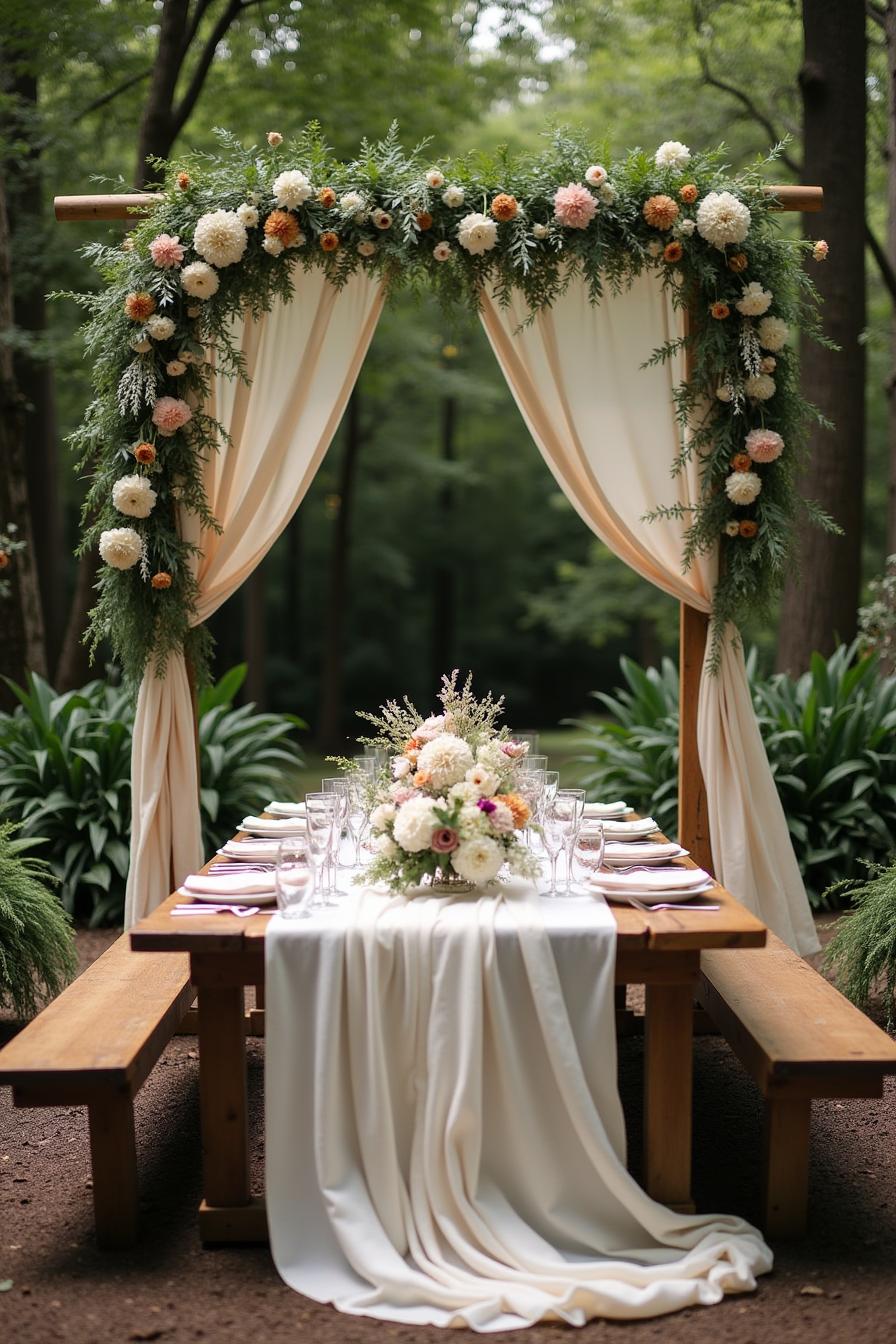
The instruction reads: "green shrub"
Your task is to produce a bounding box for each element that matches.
[0,822,76,1018]
[823,861,896,1032]
[0,666,304,925]
[573,644,896,908]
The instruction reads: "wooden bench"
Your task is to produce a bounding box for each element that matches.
[0,932,192,1249]
[698,931,896,1238]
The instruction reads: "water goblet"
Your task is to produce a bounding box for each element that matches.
[543,770,560,807]
[539,807,569,898]
[521,754,549,774]
[322,777,350,887]
[572,822,605,892]
[275,839,312,919]
[517,767,546,845]
[345,777,370,868]
[555,788,585,891]
[305,793,336,906]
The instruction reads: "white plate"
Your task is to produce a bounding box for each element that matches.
[175,887,278,906]
[600,818,662,839]
[602,843,689,867]
[592,881,715,904]
[266,801,307,817]
[219,840,292,860]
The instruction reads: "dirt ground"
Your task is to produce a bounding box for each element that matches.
[1,927,895,1344]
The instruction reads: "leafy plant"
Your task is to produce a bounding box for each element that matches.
[823,861,896,1032]
[0,666,304,925]
[0,822,76,1019]
[573,644,896,907]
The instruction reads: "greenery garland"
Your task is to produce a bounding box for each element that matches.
[64,124,833,686]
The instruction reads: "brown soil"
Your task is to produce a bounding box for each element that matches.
[1,924,895,1344]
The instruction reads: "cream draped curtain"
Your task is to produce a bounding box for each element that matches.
[480,272,819,956]
[125,270,385,928]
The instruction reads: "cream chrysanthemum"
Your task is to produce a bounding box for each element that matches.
[457,212,498,255]
[393,796,440,852]
[757,316,790,352]
[735,282,773,317]
[237,203,259,228]
[272,169,312,208]
[193,210,248,268]
[181,261,219,299]
[369,802,396,833]
[725,471,762,505]
[145,315,175,341]
[98,527,143,570]
[744,373,776,401]
[416,732,474,789]
[112,474,157,519]
[451,835,504,883]
[696,190,751,248]
[654,140,691,170]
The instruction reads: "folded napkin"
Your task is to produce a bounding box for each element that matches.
[184,871,277,896]
[240,815,307,834]
[600,817,660,837]
[220,839,292,861]
[583,801,629,818]
[592,866,712,894]
[266,801,307,817]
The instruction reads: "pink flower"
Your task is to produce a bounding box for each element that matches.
[431,827,459,854]
[553,183,598,230]
[745,428,784,463]
[812,239,829,261]
[501,740,528,759]
[151,396,192,437]
[149,233,184,269]
[389,784,417,805]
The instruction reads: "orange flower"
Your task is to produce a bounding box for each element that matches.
[151,571,173,590]
[317,186,337,208]
[415,211,433,231]
[679,183,698,204]
[731,453,752,472]
[710,301,730,320]
[124,291,155,322]
[320,231,340,252]
[495,792,530,829]
[264,209,301,247]
[663,241,683,264]
[176,172,191,190]
[413,771,431,789]
[0,550,8,569]
[739,520,758,539]
[642,194,679,230]
[728,252,748,273]
[490,193,518,222]
[133,441,156,465]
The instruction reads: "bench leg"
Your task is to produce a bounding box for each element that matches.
[763,1097,810,1238]
[88,1092,138,1249]
[644,980,695,1211]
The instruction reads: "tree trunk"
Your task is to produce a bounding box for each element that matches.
[885,2,896,559]
[318,390,362,753]
[54,551,99,691]
[776,0,866,673]
[0,162,47,705]
[134,0,190,186]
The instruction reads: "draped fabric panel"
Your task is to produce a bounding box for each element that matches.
[480,273,818,956]
[125,270,385,927]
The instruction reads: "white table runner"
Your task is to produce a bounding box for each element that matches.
[265,881,771,1331]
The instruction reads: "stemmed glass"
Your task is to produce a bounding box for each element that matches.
[345,776,370,869]
[572,822,606,890]
[539,805,568,898]
[517,767,546,845]
[543,770,560,809]
[305,793,336,906]
[555,788,585,892]
[275,838,313,919]
[321,777,350,891]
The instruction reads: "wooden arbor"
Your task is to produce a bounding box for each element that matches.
[56,184,822,866]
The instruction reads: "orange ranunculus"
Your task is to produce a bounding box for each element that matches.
[490,193,518,222]
[264,209,301,248]
[495,792,530,829]
[318,186,337,208]
[151,571,173,590]
[663,241,683,263]
[642,194,679,230]
[133,441,156,465]
[0,551,9,569]
[124,291,155,321]
[731,453,752,472]
[728,251,748,273]
[679,183,698,204]
[176,172,191,190]
[413,771,431,789]
[416,211,433,231]
[320,231,340,252]
[710,301,730,320]
[738,520,758,539]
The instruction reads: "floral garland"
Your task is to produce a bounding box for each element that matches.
[66,125,831,685]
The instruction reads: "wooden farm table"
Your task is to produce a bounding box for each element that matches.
[130,858,765,1244]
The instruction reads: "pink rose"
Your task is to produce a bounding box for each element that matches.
[553,183,598,230]
[431,827,459,853]
[744,428,784,463]
[389,784,417,805]
[149,233,184,269]
[501,740,528,759]
[151,396,192,436]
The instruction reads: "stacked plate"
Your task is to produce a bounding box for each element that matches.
[602,840,689,867]
[589,866,715,904]
[219,837,297,861]
[177,870,278,905]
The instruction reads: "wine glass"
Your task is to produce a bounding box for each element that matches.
[543,769,560,807]
[321,777,350,888]
[539,806,568,898]
[517,767,546,844]
[555,788,585,892]
[275,839,312,919]
[304,793,336,907]
[345,777,370,868]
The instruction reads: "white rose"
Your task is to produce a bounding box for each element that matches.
[237,203,259,228]
[448,781,480,805]
[181,261,219,299]
[465,764,498,797]
[176,349,199,365]
[426,168,445,188]
[598,181,617,205]
[725,471,762,505]
[532,223,549,240]
[393,796,439,852]
[744,373,776,401]
[112,474,157,519]
[585,164,607,187]
[272,169,312,208]
[374,834,398,858]
[655,140,691,171]
[263,236,284,256]
[370,802,396,833]
[433,241,452,262]
[145,315,175,341]
[451,835,504,883]
[98,527,142,570]
[678,218,696,236]
[757,316,790,352]
[725,520,741,537]
[193,209,248,268]
[416,733,474,789]
[735,281,773,317]
[457,212,498,256]
[166,359,186,376]
[647,240,663,257]
[442,184,465,208]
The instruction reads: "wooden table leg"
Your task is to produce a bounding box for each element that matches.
[197,981,250,1209]
[644,979,696,1210]
[88,1091,138,1249]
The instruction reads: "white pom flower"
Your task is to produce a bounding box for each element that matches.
[130,336,152,354]
[724,520,741,537]
[457,212,498,256]
[696,190,751,248]
[339,190,365,214]
[448,781,480,805]
[393,796,440,852]
[370,802,396,833]
[415,714,446,742]
[416,733,474,789]
[263,236,284,256]
[356,240,377,257]
[165,359,186,376]
[476,740,510,776]
[451,835,504,883]
[532,222,549,240]
[678,218,696,236]
[181,261,219,299]
[465,764,498,797]
[647,240,663,258]
[237,203,259,228]
[598,182,617,204]
[433,241,452,262]
[725,471,762,505]
[442,184,465,208]
[735,281,773,317]
[425,168,445,188]
[112,474,157,519]
[145,315,175,341]
[272,169,312,208]
[655,140,691,170]
[193,210,248,268]
[757,315,790,351]
[99,527,143,570]
[585,164,607,186]
[745,373,776,401]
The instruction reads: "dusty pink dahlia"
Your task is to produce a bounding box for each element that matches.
[744,428,784,463]
[552,182,598,230]
[151,396,192,436]
[149,233,184,269]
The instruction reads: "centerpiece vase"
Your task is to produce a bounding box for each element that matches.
[428,867,474,894]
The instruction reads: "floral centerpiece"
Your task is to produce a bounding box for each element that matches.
[351,672,540,893]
